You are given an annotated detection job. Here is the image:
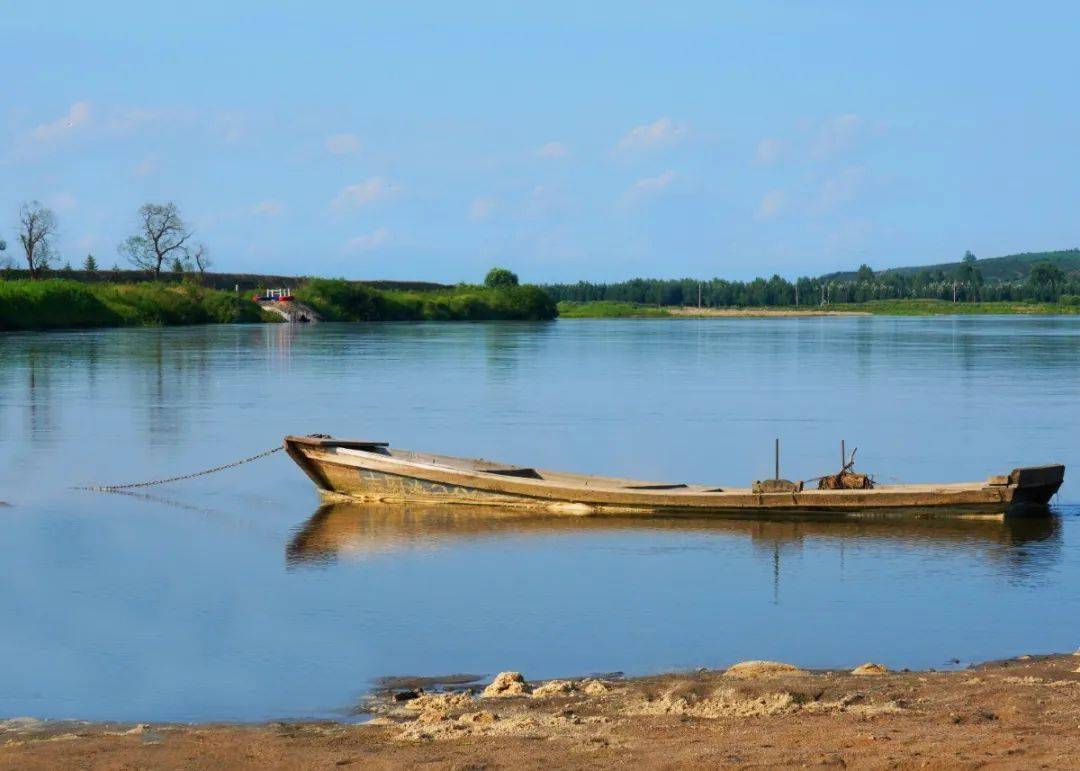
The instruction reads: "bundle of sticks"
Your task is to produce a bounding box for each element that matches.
[816,447,874,490]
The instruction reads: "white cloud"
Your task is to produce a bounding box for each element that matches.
[616,117,686,153]
[252,200,284,216]
[754,137,786,165]
[344,228,390,252]
[325,133,362,156]
[627,170,676,198]
[622,171,678,207]
[813,166,867,213]
[755,189,787,220]
[535,141,569,159]
[810,114,862,160]
[330,177,393,210]
[468,197,495,221]
[133,159,158,176]
[107,107,174,134]
[30,101,92,144]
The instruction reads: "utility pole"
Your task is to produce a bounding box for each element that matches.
[794,281,799,307]
[952,280,957,303]
[697,282,702,308]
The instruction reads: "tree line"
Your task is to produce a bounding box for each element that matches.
[544,252,1080,306]
[1,201,211,280]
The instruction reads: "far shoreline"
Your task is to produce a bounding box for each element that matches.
[558,299,1080,318]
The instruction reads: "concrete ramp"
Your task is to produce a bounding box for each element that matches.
[258,300,321,323]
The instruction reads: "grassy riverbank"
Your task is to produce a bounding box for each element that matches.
[0,279,272,331]
[295,279,557,322]
[559,298,1080,318]
[0,278,558,331]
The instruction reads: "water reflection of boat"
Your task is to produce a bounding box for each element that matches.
[284,436,1064,517]
[286,500,1062,567]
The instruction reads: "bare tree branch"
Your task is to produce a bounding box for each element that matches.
[191,243,211,274]
[17,201,58,279]
[119,202,192,278]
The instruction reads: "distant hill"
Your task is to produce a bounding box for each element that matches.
[822,249,1080,282]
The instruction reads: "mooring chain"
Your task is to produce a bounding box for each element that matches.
[73,446,283,493]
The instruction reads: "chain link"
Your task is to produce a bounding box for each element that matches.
[73,446,283,492]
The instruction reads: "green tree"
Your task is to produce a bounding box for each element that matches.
[954,251,983,300]
[856,264,874,282]
[1027,261,1065,301]
[84,254,98,272]
[484,267,519,288]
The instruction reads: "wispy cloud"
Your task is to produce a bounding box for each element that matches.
[812,166,867,213]
[535,141,569,159]
[75,234,96,254]
[754,137,786,165]
[626,170,676,199]
[107,107,179,134]
[616,117,686,153]
[47,192,78,212]
[753,114,867,165]
[330,177,393,210]
[755,189,787,220]
[133,158,158,176]
[468,197,496,221]
[214,111,246,143]
[810,114,862,161]
[344,228,390,252]
[252,200,284,216]
[325,133,362,156]
[29,101,92,144]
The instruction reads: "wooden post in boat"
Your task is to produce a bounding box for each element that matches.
[775,438,780,480]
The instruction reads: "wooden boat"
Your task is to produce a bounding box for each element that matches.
[284,435,1065,518]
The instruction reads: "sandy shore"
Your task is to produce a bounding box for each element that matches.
[4,652,1080,769]
[666,306,871,317]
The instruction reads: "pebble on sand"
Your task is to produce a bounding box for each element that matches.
[723,661,805,678]
[851,663,889,676]
[482,672,530,697]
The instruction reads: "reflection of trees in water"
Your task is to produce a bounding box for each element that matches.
[483,322,553,381]
[23,347,56,441]
[0,328,257,448]
[138,331,216,439]
[285,501,1063,587]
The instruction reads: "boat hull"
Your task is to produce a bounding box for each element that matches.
[284,436,1064,518]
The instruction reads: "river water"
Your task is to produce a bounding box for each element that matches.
[1,317,1077,722]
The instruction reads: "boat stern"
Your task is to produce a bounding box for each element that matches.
[1005,464,1065,515]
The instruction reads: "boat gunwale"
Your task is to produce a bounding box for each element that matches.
[294,444,1029,510]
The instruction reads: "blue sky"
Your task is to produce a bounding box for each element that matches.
[2,2,1079,283]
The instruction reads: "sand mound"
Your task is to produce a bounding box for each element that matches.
[397,709,615,742]
[406,692,474,713]
[852,662,889,676]
[482,671,530,697]
[532,679,575,698]
[723,661,805,678]
[630,686,802,718]
[580,679,610,696]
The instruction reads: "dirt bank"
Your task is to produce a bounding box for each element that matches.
[3,653,1080,769]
